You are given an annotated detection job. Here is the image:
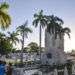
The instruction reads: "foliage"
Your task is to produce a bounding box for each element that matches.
[7,31,19,45]
[33,10,47,28]
[0,31,18,55]
[33,10,47,60]
[57,27,71,39]
[46,15,64,35]
[17,20,32,63]
[17,20,32,38]
[28,42,39,53]
[0,38,13,55]
[0,2,11,30]
[23,47,29,53]
[45,15,71,39]
[11,48,17,53]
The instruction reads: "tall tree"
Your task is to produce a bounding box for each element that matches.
[0,2,11,30]
[17,20,32,63]
[33,10,47,60]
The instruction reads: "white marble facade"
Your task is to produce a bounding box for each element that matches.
[41,29,67,65]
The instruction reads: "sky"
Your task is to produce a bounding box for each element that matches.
[0,0,75,52]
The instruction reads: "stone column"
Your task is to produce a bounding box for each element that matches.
[41,29,67,65]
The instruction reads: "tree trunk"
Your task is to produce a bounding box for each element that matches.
[39,25,42,61]
[20,32,24,64]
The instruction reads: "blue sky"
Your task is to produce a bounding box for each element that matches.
[0,0,75,52]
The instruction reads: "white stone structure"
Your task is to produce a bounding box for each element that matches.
[41,29,67,65]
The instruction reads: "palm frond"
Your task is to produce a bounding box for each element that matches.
[32,19,39,27]
[33,10,47,28]
[40,18,47,28]
[46,15,64,38]
[34,13,38,18]
[24,27,32,33]
[54,16,64,25]
[62,27,71,33]
[61,27,71,38]
[0,8,11,30]
[17,20,32,38]
[7,31,19,45]
[0,2,9,9]
[23,20,28,27]
[39,10,43,15]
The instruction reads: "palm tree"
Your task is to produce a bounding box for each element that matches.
[17,20,32,63]
[7,31,19,45]
[45,15,64,35]
[0,2,11,30]
[33,10,47,60]
[46,15,71,50]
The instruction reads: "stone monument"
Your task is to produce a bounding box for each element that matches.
[41,29,67,65]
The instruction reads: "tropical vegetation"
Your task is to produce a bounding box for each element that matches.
[7,31,19,45]
[28,42,39,53]
[0,4,71,70]
[0,2,12,55]
[33,10,47,60]
[0,2,11,30]
[45,15,70,39]
[17,20,32,63]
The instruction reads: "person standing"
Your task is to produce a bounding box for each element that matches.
[6,63,12,75]
[0,60,6,75]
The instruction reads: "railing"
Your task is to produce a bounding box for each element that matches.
[12,64,69,75]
